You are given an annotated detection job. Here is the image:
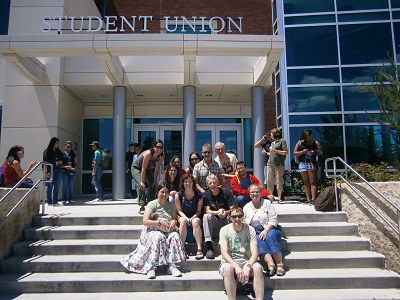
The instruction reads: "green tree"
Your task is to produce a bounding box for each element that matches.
[358,58,400,168]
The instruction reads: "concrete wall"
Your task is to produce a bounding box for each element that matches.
[0,188,40,261]
[340,182,400,274]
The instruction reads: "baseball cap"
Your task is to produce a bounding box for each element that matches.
[129,142,138,147]
[89,141,99,146]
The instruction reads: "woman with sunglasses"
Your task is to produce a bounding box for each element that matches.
[131,139,165,214]
[61,141,79,204]
[2,145,37,188]
[243,184,285,277]
[185,152,201,175]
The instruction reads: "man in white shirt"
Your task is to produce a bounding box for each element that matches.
[214,142,238,189]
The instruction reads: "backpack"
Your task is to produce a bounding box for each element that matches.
[100,150,110,169]
[314,186,340,212]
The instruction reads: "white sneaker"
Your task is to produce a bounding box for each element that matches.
[167,264,182,277]
[147,269,156,279]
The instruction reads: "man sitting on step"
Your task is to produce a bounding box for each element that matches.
[219,206,264,300]
[203,174,235,259]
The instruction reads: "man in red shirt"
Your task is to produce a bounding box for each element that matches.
[231,161,270,208]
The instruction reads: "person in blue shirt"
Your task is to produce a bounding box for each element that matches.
[90,141,104,201]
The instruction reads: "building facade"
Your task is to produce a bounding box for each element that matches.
[274,0,400,169]
[0,0,282,198]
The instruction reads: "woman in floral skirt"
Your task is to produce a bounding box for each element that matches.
[120,184,186,279]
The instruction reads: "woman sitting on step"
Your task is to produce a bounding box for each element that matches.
[243,184,286,276]
[120,184,186,279]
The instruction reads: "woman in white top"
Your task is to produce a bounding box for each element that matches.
[243,184,285,276]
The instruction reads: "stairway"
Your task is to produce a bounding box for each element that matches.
[0,201,399,299]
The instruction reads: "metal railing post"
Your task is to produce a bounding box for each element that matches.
[333,159,339,211]
[41,163,47,215]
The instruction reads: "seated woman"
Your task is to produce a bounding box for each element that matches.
[158,163,181,202]
[243,184,285,277]
[2,145,37,188]
[162,156,186,179]
[175,174,204,260]
[185,152,201,175]
[120,184,186,279]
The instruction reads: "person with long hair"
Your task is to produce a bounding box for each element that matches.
[185,151,201,175]
[163,156,186,179]
[293,129,322,204]
[61,141,79,204]
[243,184,285,277]
[175,174,204,260]
[159,163,181,201]
[2,145,36,188]
[43,137,64,205]
[120,184,186,279]
[131,139,164,214]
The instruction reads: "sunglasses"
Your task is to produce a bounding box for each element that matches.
[156,146,164,149]
[202,151,211,154]
[231,215,243,219]
[66,145,72,148]
[190,157,199,161]
[17,150,25,154]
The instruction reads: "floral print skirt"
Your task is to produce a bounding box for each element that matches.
[120,227,186,274]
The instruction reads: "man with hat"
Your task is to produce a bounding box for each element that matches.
[90,141,104,201]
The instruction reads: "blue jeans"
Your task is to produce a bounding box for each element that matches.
[234,195,251,208]
[61,170,75,202]
[91,170,104,200]
[47,168,62,205]
[254,225,282,255]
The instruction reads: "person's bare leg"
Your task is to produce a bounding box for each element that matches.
[300,171,311,201]
[252,262,265,300]
[277,166,284,201]
[192,217,203,250]
[178,217,187,244]
[309,170,318,200]
[261,253,274,267]
[224,263,237,300]
[272,252,283,265]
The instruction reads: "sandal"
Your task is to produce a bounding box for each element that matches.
[185,251,190,259]
[195,249,204,260]
[266,265,276,277]
[276,265,286,276]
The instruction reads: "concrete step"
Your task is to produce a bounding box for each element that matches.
[3,289,400,300]
[33,212,348,227]
[0,268,398,293]
[12,235,371,256]
[280,222,358,236]
[24,225,143,240]
[0,251,384,274]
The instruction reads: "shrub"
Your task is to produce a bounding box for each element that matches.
[348,162,400,182]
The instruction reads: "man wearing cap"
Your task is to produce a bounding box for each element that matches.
[90,141,104,201]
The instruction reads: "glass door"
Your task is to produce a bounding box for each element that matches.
[216,125,243,160]
[160,126,183,165]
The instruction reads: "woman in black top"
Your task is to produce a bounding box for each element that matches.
[293,129,322,204]
[43,137,64,206]
[61,141,79,204]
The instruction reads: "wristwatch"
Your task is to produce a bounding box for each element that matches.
[158,219,161,227]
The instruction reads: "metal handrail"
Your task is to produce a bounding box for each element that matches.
[325,156,400,239]
[0,161,53,229]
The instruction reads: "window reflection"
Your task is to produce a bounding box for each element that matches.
[288,86,341,112]
[337,12,389,22]
[285,15,335,25]
[289,114,342,124]
[288,68,340,85]
[336,0,388,11]
[345,125,398,165]
[284,0,335,14]
[341,66,391,83]
[285,26,338,66]
[344,113,382,123]
[342,86,380,111]
[339,23,393,65]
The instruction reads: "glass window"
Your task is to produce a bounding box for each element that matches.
[337,12,390,22]
[342,66,391,83]
[276,91,282,116]
[272,1,277,23]
[342,86,380,111]
[133,118,182,124]
[82,173,112,195]
[196,131,212,154]
[275,72,281,90]
[339,23,393,64]
[392,22,400,61]
[392,0,400,8]
[345,125,398,165]
[287,68,340,84]
[94,0,107,17]
[392,11,400,19]
[163,130,182,166]
[289,114,342,124]
[288,86,341,112]
[277,117,282,128]
[285,15,336,25]
[220,131,238,157]
[336,0,388,11]
[0,0,11,35]
[344,113,382,123]
[138,131,157,152]
[289,126,344,169]
[285,26,338,66]
[284,0,335,14]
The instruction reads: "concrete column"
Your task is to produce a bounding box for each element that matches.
[183,85,196,168]
[251,86,266,182]
[112,86,126,200]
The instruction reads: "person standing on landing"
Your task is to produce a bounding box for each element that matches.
[131,139,164,214]
[61,141,78,204]
[90,141,104,201]
[214,142,238,189]
[43,137,64,205]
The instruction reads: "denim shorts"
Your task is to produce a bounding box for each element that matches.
[299,162,317,172]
